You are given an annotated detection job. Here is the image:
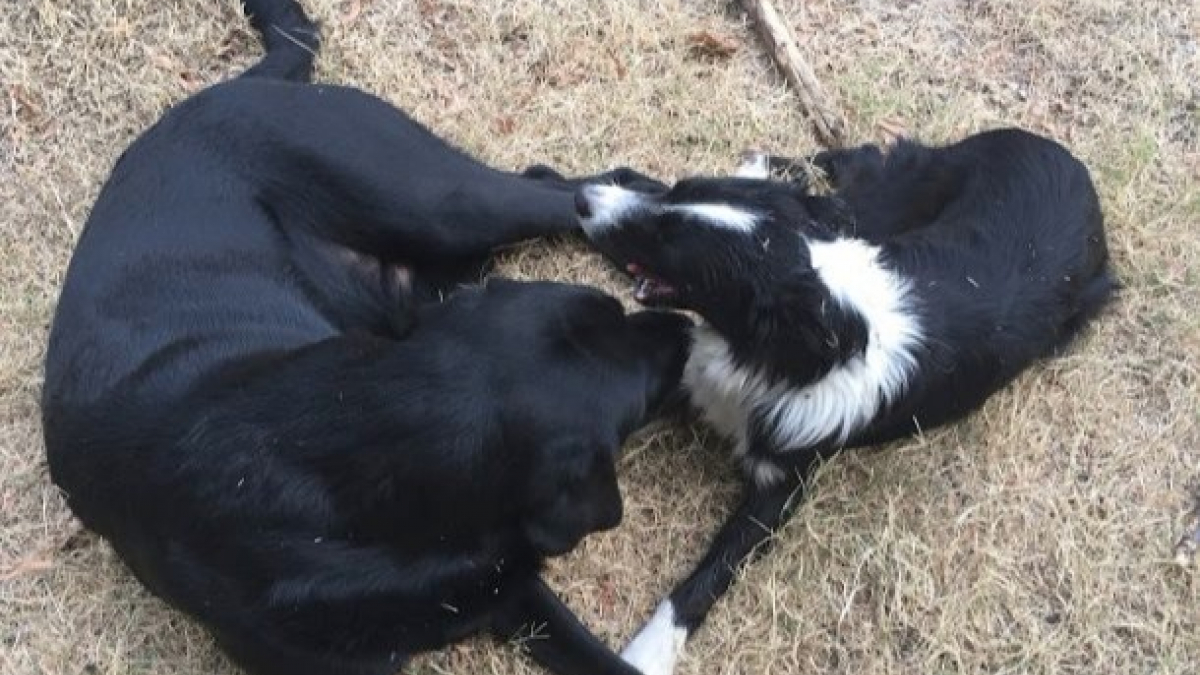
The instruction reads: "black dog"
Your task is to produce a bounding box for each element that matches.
[41,2,690,675]
[575,129,1115,674]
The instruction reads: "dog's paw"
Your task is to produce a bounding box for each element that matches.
[811,144,885,188]
[621,601,687,675]
[587,167,668,193]
[734,150,770,179]
[522,164,569,184]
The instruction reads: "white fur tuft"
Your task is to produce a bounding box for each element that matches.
[683,324,761,455]
[621,600,688,675]
[663,203,759,232]
[577,184,646,232]
[745,456,787,487]
[577,185,758,235]
[684,236,923,456]
[734,150,770,179]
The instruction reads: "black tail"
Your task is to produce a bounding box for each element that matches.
[240,0,320,81]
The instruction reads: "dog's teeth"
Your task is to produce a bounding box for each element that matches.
[635,277,651,300]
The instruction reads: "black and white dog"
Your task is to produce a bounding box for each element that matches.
[42,2,689,675]
[576,129,1115,674]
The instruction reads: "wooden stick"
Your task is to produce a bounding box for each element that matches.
[738,0,846,148]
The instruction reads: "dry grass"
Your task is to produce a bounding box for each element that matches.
[2,0,1198,673]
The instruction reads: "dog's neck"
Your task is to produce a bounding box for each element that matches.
[695,234,865,385]
[685,236,925,451]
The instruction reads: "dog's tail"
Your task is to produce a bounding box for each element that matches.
[239,0,320,81]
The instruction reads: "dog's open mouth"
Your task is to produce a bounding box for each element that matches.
[626,263,679,304]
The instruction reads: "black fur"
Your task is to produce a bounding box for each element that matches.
[42,3,687,675]
[579,129,1114,639]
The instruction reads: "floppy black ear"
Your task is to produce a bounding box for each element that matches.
[522,437,623,557]
[553,292,635,362]
[748,269,867,385]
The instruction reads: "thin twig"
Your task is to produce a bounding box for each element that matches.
[738,0,847,148]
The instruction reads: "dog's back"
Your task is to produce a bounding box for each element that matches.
[575,129,1115,672]
[42,3,689,674]
[43,3,324,411]
[854,129,1114,441]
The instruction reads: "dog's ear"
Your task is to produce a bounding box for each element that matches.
[749,269,865,384]
[522,436,622,557]
[553,292,634,362]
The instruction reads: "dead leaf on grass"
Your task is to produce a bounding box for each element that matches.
[493,116,516,136]
[340,0,371,27]
[608,48,628,80]
[179,71,205,92]
[595,574,616,615]
[686,31,740,61]
[7,84,50,137]
[0,518,88,581]
[0,555,54,581]
[877,117,909,141]
[147,50,180,73]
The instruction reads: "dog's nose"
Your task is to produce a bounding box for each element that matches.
[574,190,592,219]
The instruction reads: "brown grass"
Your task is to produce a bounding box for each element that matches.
[2,0,1198,673]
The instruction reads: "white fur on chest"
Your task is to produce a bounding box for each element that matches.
[683,325,767,457]
[683,237,923,460]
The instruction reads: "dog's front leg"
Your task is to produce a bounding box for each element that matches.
[521,165,668,193]
[621,458,810,675]
[492,576,642,675]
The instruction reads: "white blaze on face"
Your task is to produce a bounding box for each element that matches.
[576,184,760,236]
[661,203,758,233]
[577,184,647,233]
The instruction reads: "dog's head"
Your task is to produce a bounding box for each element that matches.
[519,433,623,556]
[574,172,824,305]
[575,170,865,383]
[472,280,693,556]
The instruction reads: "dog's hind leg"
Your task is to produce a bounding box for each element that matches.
[230,83,632,264]
[759,142,962,241]
[231,1,660,267]
[239,0,321,81]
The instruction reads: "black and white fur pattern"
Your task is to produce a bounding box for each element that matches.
[575,129,1115,675]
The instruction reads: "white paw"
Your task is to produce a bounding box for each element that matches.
[621,601,688,675]
[734,150,770,179]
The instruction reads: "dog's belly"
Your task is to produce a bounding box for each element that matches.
[47,264,336,407]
